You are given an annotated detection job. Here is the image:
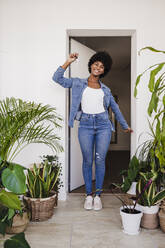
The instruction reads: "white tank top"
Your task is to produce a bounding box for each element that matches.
[81,86,105,114]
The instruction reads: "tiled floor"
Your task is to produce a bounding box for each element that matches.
[16,194,165,247]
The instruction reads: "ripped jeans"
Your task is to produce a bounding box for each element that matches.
[78,111,112,195]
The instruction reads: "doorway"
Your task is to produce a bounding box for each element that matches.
[66,30,137,194]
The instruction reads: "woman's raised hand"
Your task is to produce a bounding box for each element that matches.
[67,53,79,63]
[61,53,79,70]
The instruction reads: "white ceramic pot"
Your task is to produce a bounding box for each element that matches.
[136,203,159,214]
[120,205,143,235]
[127,182,137,195]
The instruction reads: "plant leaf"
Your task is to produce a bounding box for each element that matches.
[148,63,164,92]
[0,222,7,236]
[0,190,21,210]
[163,95,165,106]
[4,232,31,248]
[8,209,15,220]
[2,164,26,194]
[134,74,142,97]
[153,189,165,205]
[147,92,159,116]
[139,46,165,55]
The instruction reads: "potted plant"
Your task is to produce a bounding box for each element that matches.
[112,178,153,235]
[40,155,63,206]
[0,97,63,246]
[0,158,31,247]
[134,46,165,229]
[134,46,165,176]
[0,204,29,235]
[136,171,165,229]
[24,158,61,221]
[0,157,30,233]
[119,199,142,235]
[120,155,146,193]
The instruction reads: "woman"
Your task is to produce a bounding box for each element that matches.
[52,51,133,211]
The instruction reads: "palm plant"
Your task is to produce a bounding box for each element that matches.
[0,97,63,163]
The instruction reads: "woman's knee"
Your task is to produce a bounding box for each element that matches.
[95,152,105,165]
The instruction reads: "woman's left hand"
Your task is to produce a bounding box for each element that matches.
[123,127,133,133]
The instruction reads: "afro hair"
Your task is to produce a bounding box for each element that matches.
[88,51,113,78]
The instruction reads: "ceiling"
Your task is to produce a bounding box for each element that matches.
[71,36,131,71]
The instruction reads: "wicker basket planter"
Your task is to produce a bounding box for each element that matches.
[6,212,29,234]
[23,191,57,221]
[158,200,165,233]
[55,192,58,207]
[158,209,165,232]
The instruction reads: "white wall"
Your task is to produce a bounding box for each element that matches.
[1,0,165,200]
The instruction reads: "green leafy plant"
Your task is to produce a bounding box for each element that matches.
[26,156,61,198]
[134,47,165,173]
[0,206,14,235]
[0,156,26,211]
[111,178,153,213]
[0,201,28,236]
[119,155,142,193]
[0,97,63,162]
[40,155,63,193]
[137,171,165,206]
[1,163,27,194]
[4,232,30,248]
[0,97,64,247]
[0,159,30,247]
[133,46,165,208]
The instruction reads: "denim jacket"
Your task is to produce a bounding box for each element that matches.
[52,66,129,130]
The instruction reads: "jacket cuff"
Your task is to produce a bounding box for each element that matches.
[58,66,66,71]
[122,123,129,130]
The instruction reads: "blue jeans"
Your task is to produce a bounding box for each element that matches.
[78,111,112,195]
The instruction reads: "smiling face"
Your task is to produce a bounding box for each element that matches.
[90,61,104,77]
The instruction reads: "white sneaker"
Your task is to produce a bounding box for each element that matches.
[93,195,102,210]
[84,195,93,210]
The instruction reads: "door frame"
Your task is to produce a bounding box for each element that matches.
[65,29,137,194]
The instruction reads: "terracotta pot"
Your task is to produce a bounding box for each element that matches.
[6,212,29,234]
[136,203,159,229]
